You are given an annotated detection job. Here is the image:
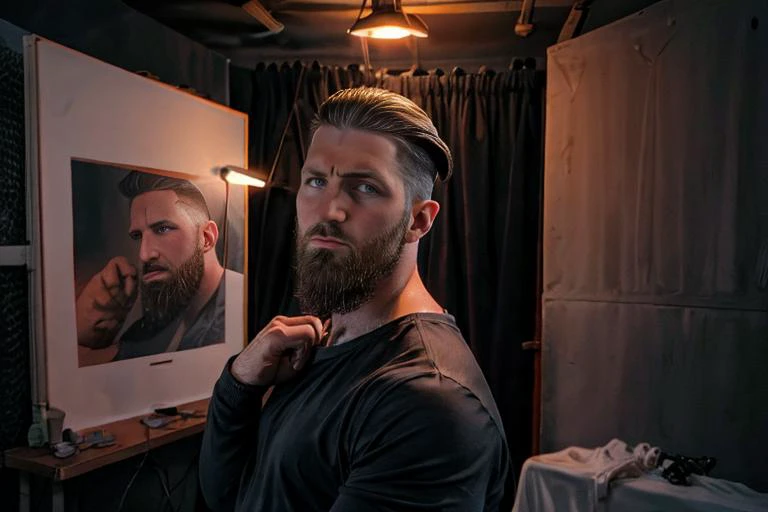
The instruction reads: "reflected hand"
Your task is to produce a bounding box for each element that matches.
[76,256,138,348]
[231,315,324,387]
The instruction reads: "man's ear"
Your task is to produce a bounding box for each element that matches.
[404,199,440,244]
[201,220,219,252]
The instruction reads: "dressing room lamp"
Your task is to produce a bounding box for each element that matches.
[220,166,266,188]
[348,0,429,39]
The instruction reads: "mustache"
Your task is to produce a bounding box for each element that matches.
[142,262,168,274]
[304,222,351,243]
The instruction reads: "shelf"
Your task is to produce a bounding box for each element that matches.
[4,398,209,481]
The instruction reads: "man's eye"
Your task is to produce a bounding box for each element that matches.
[155,225,172,234]
[355,183,379,195]
[129,232,141,241]
[307,177,326,188]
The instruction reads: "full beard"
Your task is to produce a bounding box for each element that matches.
[295,212,410,319]
[140,246,205,332]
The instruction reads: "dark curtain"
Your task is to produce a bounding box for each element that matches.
[233,61,544,507]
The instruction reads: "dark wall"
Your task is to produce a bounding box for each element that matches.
[0,1,227,509]
[0,18,36,511]
[0,0,228,104]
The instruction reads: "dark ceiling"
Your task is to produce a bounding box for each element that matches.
[123,0,576,70]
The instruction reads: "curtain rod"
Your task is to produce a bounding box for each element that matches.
[251,58,538,76]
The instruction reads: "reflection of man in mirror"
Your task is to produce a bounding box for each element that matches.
[75,171,225,360]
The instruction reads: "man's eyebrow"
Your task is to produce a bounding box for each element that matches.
[301,167,390,190]
[149,219,177,229]
[128,219,177,235]
[302,168,380,177]
[336,170,380,179]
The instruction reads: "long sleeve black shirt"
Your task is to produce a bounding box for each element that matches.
[200,313,509,511]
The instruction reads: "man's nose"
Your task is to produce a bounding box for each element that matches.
[318,189,348,224]
[139,236,159,262]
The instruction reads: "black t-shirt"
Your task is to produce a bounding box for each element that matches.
[200,313,509,512]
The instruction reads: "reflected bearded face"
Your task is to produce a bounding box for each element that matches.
[128,190,205,330]
[295,211,410,318]
[139,245,204,330]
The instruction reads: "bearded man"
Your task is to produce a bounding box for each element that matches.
[200,88,509,511]
[75,171,225,360]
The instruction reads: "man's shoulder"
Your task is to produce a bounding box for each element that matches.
[336,313,506,443]
[387,312,465,357]
[346,355,508,490]
[359,323,505,441]
[395,313,505,429]
[370,363,502,434]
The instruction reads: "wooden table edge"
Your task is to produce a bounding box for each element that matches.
[3,398,209,481]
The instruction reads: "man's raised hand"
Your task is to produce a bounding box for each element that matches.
[75,256,138,349]
[231,315,324,387]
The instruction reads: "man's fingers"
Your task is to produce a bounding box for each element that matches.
[95,259,138,310]
[267,324,317,353]
[263,324,318,374]
[112,257,137,279]
[102,257,137,292]
[101,261,122,290]
[275,315,319,326]
[291,346,311,372]
[236,316,325,386]
[275,315,324,342]
[123,274,137,302]
[92,297,122,313]
[309,317,325,345]
[318,319,332,347]
[98,276,131,310]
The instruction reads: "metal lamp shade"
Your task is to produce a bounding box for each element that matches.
[348,7,428,39]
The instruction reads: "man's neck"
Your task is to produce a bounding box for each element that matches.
[328,260,442,346]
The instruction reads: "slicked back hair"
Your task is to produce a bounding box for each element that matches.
[312,88,453,204]
[118,171,211,224]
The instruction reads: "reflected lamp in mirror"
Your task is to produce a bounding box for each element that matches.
[348,0,428,39]
[220,166,266,188]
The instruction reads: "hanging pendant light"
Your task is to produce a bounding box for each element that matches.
[348,0,429,39]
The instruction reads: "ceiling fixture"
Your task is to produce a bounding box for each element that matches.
[515,0,536,37]
[241,0,285,34]
[348,0,429,39]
